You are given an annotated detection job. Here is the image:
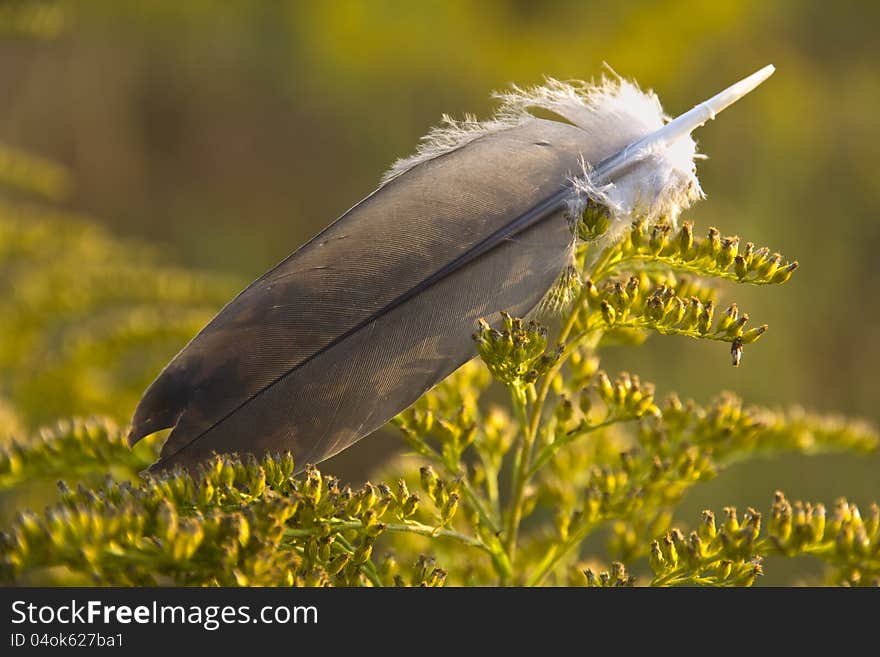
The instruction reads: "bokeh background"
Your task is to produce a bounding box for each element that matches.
[1,1,878,582]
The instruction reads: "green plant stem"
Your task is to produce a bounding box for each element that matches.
[385,521,488,550]
[601,253,780,286]
[526,545,560,586]
[286,519,487,551]
[287,517,512,583]
[527,417,622,477]
[479,455,501,519]
[600,320,741,344]
[503,284,592,568]
[527,522,596,586]
[503,386,531,562]
[457,478,499,532]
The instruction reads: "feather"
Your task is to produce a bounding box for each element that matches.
[128,66,774,473]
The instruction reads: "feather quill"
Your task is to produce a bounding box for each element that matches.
[129,66,774,472]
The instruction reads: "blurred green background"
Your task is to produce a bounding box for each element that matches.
[1,1,878,582]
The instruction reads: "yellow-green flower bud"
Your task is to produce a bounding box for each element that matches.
[770,261,798,284]
[734,254,749,280]
[303,466,322,502]
[419,466,438,497]
[327,553,349,575]
[698,300,714,334]
[678,222,694,256]
[611,282,629,313]
[723,507,740,533]
[718,236,739,269]
[402,493,420,518]
[810,504,826,542]
[578,390,593,416]
[716,304,738,334]
[758,252,782,279]
[649,540,665,574]
[280,451,296,479]
[689,531,706,561]
[649,223,670,255]
[770,493,792,544]
[584,568,598,587]
[646,295,665,321]
[661,534,678,567]
[596,370,614,404]
[740,324,768,344]
[360,482,377,510]
[318,536,332,562]
[344,489,363,518]
[584,279,599,302]
[395,478,409,504]
[702,227,721,258]
[733,560,762,587]
[864,503,878,541]
[360,509,377,529]
[353,536,374,564]
[425,567,447,587]
[600,300,616,325]
[440,493,460,525]
[365,522,386,538]
[630,220,646,251]
[740,241,755,268]
[663,296,686,326]
[555,396,574,424]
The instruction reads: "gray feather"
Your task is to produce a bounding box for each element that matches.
[129,68,774,472]
[130,116,647,472]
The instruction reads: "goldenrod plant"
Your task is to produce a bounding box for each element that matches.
[1,202,877,586]
[0,203,237,431]
[0,0,876,588]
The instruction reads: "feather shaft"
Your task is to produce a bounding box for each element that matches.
[587,65,775,186]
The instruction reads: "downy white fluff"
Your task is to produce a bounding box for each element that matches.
[382,74,704,237]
